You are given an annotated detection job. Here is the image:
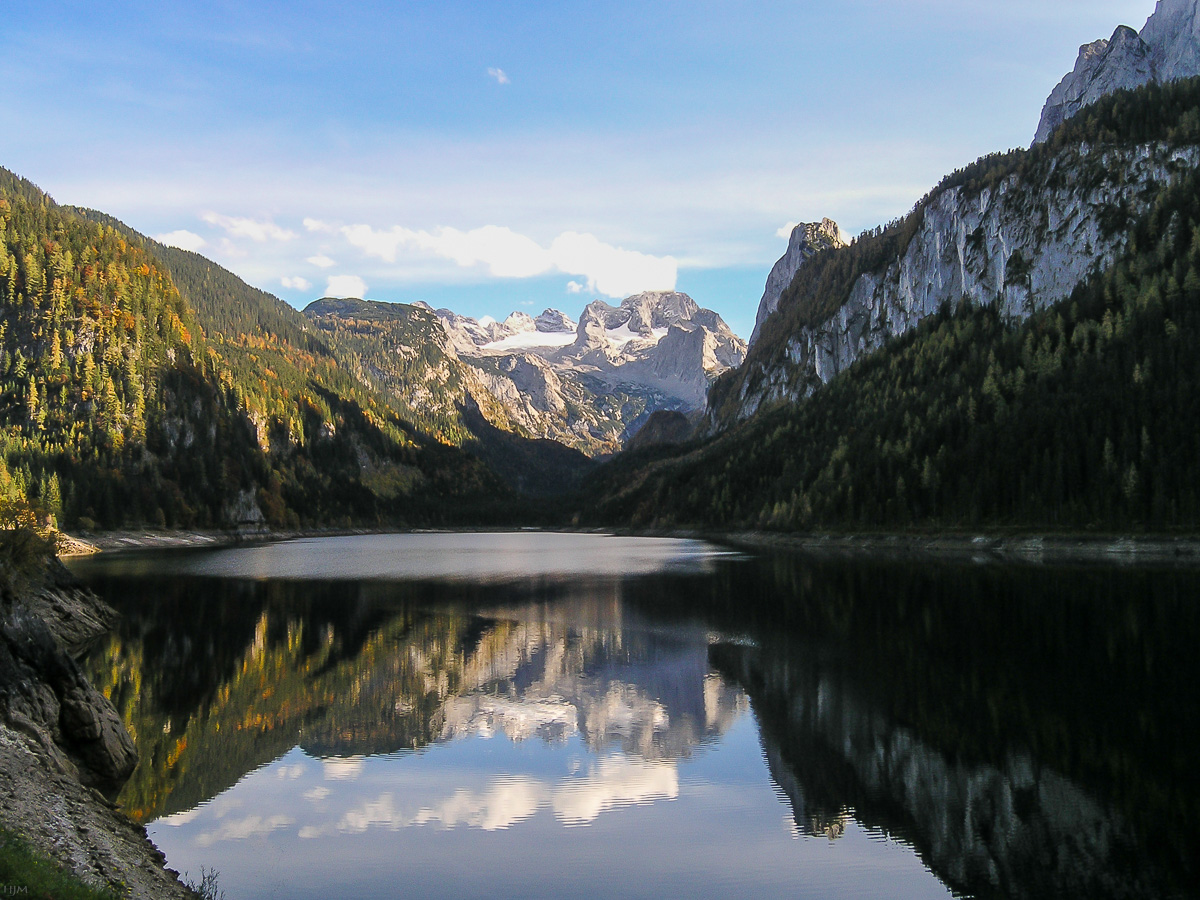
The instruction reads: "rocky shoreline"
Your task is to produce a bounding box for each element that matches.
[0,532,194,899]
[714,530,1200,565]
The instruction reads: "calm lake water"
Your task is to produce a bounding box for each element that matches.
[68,533,1200,899]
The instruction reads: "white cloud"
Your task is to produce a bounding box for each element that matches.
[322,756,365,780]
[307,254,336,268]
[155,229,207,252]
[552,757,678,826]
[304,217,337,234]
[414,779,547,832]
[487,67,510,85]
[776,222,800,239]
[341,224,409,264]
[567,281,584,294]
[195,814,293,847]
[341,223,676,299]
[550,231,677,298]
[280,276,311,291]
[157,807,201,827]
[325,274,367,298]
[201,212,295,242]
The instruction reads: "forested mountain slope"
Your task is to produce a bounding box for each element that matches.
[580,79,1200,532]
[0,172,514,530]
[302,297,592,494]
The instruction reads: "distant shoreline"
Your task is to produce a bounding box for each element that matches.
[709,531,1200,566]
[59,525,1200,567]
[58,526,378,556]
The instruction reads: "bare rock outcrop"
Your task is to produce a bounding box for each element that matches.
[439,292,745,453]
[0,535,194,898]
[1034,0,1200,144]
[718,140,1200,426]
[750,219,848,346]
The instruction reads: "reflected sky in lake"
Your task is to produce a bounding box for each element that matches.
[148,711,950,900]
[75,533,1200,900]
[73,532,738,582]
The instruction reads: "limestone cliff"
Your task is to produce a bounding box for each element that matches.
[1034,0,1200,144]
[713,139,1200,426]
[750,219,848,346]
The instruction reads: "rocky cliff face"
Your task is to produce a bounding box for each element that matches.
[717,139,1200,425]
[1034,0,1200,144]
[440,291,746,453]
[0,535,193,898]
[750,219,848,345]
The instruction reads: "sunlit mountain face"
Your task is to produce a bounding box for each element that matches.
[75,534,1200,900]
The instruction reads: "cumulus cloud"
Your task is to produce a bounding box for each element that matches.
[155,230,207,252]
[281,276,311,291]
[304,217,337,234]
[202,212,295,242]
[414,780,546,832]
[552,757,677,826]
[195,814,293,847]
[322,756,365,780]
[487,67,510,85]
[566,281,584,294]
[299,758,678,841]
[325,274,367,299]
[307,254,336,268]
[342,224,676,299]
[776,222,800,239]
[550,232,676,298]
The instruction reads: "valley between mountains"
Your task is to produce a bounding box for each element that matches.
[5,3,1200,899]
[2,1,1200,537]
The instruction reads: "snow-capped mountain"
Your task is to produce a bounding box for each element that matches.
[436,291,746,454]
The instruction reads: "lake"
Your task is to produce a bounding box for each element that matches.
[69,533,1200,899]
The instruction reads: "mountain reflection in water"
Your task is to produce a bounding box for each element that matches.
[75,535,1200,900]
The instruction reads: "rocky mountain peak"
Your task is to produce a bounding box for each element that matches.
[504,311,536,333]
[1034,0,1200,144]
[750,218,848,346]
[433,290,745,449]
[535,309,575,333]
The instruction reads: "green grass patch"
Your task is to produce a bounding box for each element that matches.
[0,826,124,899]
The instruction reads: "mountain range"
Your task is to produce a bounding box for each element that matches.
[433,292,744,454]
[2,0,1200,535]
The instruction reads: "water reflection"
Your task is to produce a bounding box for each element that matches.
[77,532,735,582]
[75,537,1200,900]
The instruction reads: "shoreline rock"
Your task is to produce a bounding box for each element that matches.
[711,530,1200,566]
[0,533,194,899]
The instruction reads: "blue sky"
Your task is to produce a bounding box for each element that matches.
[0,1,1159,338]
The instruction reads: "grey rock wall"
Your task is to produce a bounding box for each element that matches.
[1034,0,1200,144]
[725,142,1200,423]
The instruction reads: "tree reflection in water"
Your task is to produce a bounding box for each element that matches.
[80,545,1200,900]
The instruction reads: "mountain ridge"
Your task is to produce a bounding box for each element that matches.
[1034,0,1200,144]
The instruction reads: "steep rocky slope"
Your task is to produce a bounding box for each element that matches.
[580,78,1200,532]
[750,218,847,345]
[301,298,593,493]
[712,131,1200,427]
[1035,0,1200,144]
